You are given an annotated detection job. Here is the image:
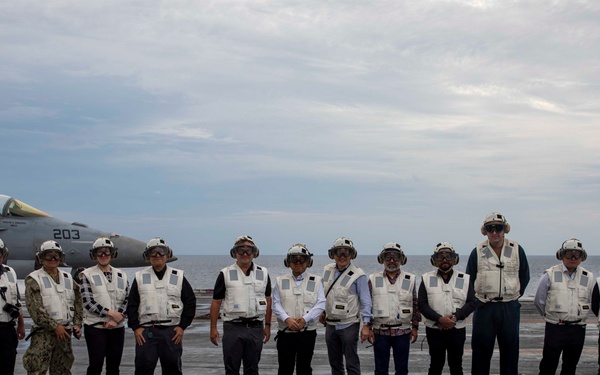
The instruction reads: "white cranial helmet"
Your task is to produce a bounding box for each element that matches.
[0,238,7,257]
[284,244,313,267]
[93,237,115,250]
[557,238,587,261]
[144,237,172,259]
[40,240,63,253]
[90,237,117,259]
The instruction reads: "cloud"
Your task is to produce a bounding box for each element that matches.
[1,0,600,255]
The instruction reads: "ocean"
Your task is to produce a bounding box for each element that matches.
[156,254,600,299]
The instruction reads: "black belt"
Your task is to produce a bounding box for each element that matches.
[376,323,404,329]
[226,320,263,328]
[140,320,174,328]
[0,321,16,327]
[557,319,583,326]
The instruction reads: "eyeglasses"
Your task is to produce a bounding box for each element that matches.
[95,249,112,257]
[147,248,167,257]
[41,252,64,261]
[383,254,402,262]
[563,250,583,260]
[484,224,505,233]
[333,249,352,258]
[234,245,257,256]
[433,252,456,261]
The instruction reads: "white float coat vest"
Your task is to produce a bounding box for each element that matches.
[135,266,184,326]
[474,239,520,302]
[81,265,128,328]
[221,263,269,321]
[543,264,593,325]
[422,270,470,329]
[370,270,415,328]
[0,266,19,323]
[322,263,365,326]
[29,268,76,326]
[276,273,321,331]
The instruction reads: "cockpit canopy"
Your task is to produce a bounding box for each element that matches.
[0,195,50,218]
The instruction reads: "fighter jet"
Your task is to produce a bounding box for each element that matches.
[0,194,163,278]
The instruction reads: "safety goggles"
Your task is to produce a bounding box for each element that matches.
[332,248,352,258]
[562,250,583,260]
[41,252,64,261]
[288,255,309,264]
[383,253,402,262]
[433,252,456,261]
[484,224,505,233]
[95,249,113,257]
[146,248,167,257]
[234,245,257,256]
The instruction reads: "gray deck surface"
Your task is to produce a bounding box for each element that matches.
[12,297,600,374]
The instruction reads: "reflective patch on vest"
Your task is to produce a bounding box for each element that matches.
[323,270,331,282]
[64,277,72,290]
[142,273,151,285]
[307,280,316,293]
[282,278,290,290]
[41,276,52,289]
[341,275,351,287]
[169,273,179,286]
[554,271,563,283]
[402,309,411,314]
[117,277,124,290]
[256,269,264,281]
[6,272,15,283]
[92,275,103,286]
[335,304,345,310]
[259,300,266,306]
[401,277,411,291]
[580,274,589,288]
[482,247,494,259]
[429,276,438,288]
[455,277,464,290]
[503,246,513,258]
[375,276,384,288]
[229,270,238,281]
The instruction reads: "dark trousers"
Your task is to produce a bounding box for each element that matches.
[373,332,410,375]
[84,325,125,375]
[222,321,264,375]
[0,324,17,375]
[471,300,521,375]
[425,327,466,375]
[134,326,182,375]
[276,329,317,375]
[325,323,360,375]
[539,323,586,375]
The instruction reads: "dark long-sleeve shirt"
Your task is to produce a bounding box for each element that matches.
[126,266,196,331]
[465,241,530,298]
[417,269,481,323]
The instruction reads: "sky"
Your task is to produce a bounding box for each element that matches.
[2,1,599,257]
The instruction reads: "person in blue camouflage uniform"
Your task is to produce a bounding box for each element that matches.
[22,240,83,375]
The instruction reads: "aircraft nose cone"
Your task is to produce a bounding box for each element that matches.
[110,235,147,267]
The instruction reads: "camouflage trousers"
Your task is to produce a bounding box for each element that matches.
[23,330,74,375]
